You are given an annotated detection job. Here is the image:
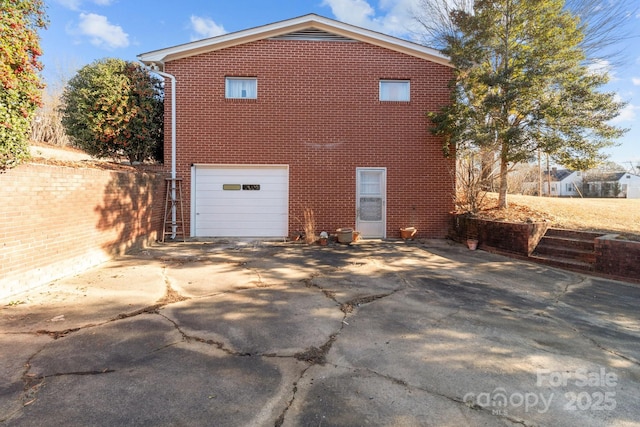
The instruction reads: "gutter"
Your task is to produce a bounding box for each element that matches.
[147,63,178,238]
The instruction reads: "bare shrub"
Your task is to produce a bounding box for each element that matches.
[31,86,70,146]
[455,149,496,214]
[303,208,317,244]
[507,163,539,195]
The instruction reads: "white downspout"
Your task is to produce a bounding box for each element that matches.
[148,63,178,238]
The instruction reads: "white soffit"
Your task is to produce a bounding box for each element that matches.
[137,14,451,68]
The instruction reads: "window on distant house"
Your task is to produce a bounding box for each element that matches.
[225,77,257,99]
[566,184,573,192]
[379,80,410,102]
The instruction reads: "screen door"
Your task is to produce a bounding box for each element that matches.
[356,168,386,238]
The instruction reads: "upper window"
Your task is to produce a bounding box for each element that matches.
[225,77,257,99]
[379,80,410,102]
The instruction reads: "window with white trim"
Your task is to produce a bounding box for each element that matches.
[379,80,410,101]
[225,77,257,99]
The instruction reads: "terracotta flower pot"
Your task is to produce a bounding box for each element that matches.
[400,227,417,240]
[467,239,478,250]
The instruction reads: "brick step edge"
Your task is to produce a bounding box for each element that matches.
[533,245,596,262]
[544,228,605,241]
[537,236,595,251]
[528,254,594,272]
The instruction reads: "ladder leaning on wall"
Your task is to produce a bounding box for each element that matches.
[162,178,186,242]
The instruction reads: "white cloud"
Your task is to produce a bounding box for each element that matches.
[585,58,623,82]
[322,0,422,38]
[78,13,129,49]
[587,59,612,75]
[190,16,226,40]
[632,77,640,86]
[610,103,639,124]
[322,0,376,27]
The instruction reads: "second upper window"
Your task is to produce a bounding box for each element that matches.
[226,77,257,99]
[379,80,410,102]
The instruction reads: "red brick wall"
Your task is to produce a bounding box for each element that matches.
[0,163,165,298]
[450,214,549,256]
[595,236,640,282]
[164,38,454,238]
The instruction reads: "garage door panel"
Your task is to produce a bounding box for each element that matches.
[193,165,288,237]
[195,187,287,198]
[197,214,285,223]
[196,187,286,199]
[197,168,285,177]
[197,205,287,215]
[196,218,286,237]
[198,197,282,209]
[195,194,287,206]
[196,171,287,180]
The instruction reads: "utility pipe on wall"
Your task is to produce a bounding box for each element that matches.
[148,63,178,237]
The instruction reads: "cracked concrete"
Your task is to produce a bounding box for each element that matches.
[1,239,639,426]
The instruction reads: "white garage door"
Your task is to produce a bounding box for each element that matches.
[192,165,289,237]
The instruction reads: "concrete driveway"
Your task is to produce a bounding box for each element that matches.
[1,240,639,426]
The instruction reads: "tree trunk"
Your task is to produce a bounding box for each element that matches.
[498,155,509,209]
[537,149,542,197]
[546,154,551,196]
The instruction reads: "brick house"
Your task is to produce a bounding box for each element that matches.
[138,14,454,239]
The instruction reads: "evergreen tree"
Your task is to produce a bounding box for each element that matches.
[61,58,163,164]
[428,0,627,208]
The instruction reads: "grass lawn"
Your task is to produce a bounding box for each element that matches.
[478,193,640,236]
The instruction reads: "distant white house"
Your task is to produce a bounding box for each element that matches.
[583,171,640,198]
[522,167,640,198]
[540,168,583,197]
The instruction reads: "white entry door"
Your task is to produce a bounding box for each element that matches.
[356,168,386,238]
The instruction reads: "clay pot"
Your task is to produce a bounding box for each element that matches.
[400,227,417,240]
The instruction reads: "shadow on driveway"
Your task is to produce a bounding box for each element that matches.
[1,239,639,426]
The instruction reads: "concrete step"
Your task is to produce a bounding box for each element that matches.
[528,254,595,272]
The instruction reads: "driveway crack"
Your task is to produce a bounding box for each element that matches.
[273,365,313,427]
[274,300,348,426]
[156,312,251,356]
[339,366,534,426]
[4,345,51,421]
[552,276,587,304]
[340,293,392,314]
[45,369,116,377]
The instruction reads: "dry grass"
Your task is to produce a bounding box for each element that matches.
[479,193,640,236]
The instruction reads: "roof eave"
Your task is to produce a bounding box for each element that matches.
[137,14,451,68]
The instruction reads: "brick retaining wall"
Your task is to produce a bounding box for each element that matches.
[0,163,165,299]
[595,235,640,281]
[451,214,639,282]
[450,214,548,256]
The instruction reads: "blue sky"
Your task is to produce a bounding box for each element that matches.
[40,0,639,167]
